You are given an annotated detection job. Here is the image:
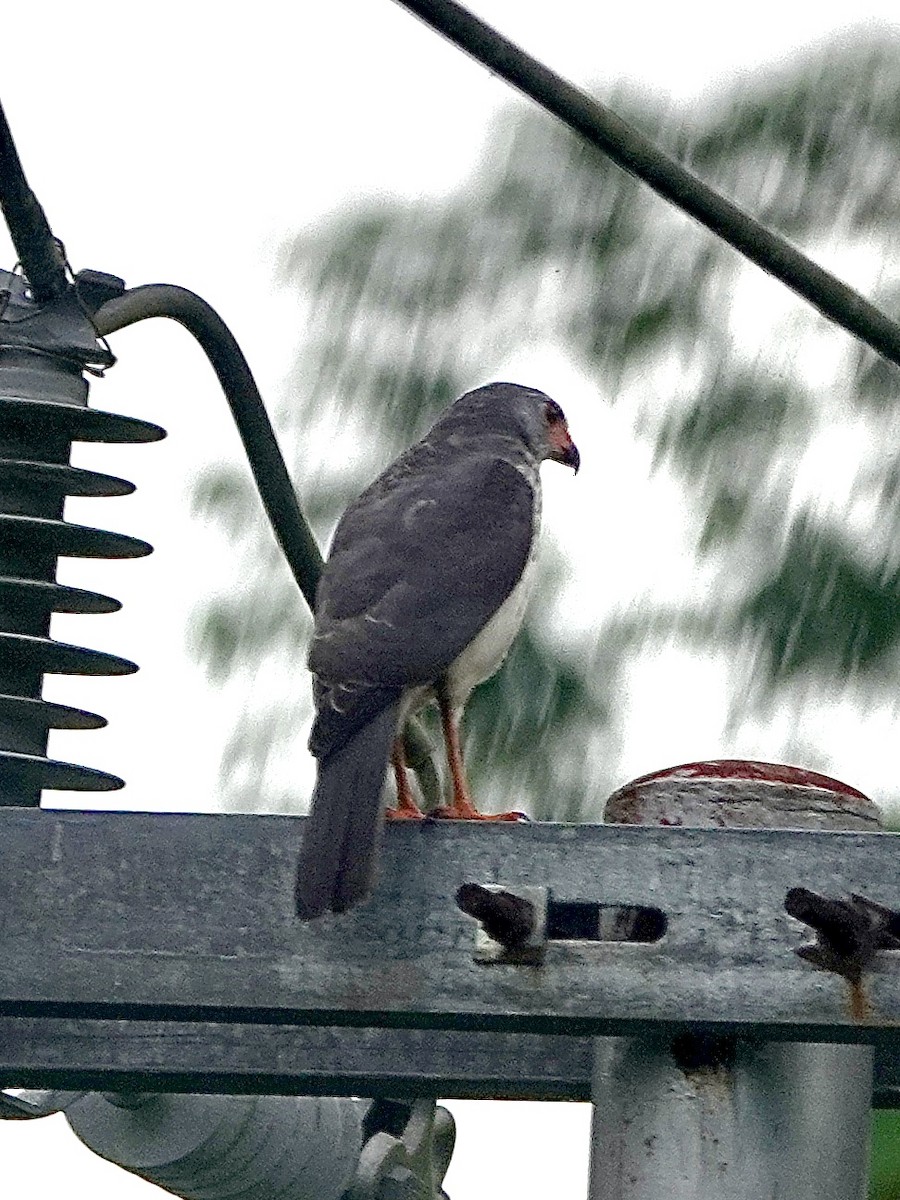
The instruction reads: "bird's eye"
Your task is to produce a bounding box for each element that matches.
[544,400,564,425]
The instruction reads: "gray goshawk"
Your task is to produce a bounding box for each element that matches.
[294,381,580,919]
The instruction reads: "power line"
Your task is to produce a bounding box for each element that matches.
[393,0,900,371]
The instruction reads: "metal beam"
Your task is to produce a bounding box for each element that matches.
[2,809,899,1038]
[0,1017,585,1099]
[2,1017,900,1106]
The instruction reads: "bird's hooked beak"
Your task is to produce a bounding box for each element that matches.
[548,421,580,473]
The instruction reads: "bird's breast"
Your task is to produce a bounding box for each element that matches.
[397,562,535,724]
[443,551,537,708]
[443,460,541,708]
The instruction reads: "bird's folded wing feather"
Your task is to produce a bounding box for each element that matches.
[309,454,535,759]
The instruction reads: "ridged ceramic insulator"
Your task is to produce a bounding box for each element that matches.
[0,347,165,804]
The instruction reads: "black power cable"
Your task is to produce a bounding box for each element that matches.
[393,0,900,371]
[93,284,324,610]
[0,100,67,305]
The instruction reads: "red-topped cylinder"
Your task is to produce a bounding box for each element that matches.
[604,759,882,830]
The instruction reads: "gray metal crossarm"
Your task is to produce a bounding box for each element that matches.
[0,1017,590,1099]
[1,809,899,1040]
[3,1019,900,1106]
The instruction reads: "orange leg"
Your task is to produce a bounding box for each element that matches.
[385,737,425,820]
[430,685,527,821]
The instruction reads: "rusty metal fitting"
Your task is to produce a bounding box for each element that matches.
[785,887,900,983]
[456,883,547,963]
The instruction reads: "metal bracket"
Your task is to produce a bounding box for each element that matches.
[457,883,547,964]
[348,1100,455,1200]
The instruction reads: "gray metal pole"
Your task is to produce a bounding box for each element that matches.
[588,762,880,1200]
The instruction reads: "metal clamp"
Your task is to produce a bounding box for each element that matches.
[785,888,900,983]
[456,883,547,963]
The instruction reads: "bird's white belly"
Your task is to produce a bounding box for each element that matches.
[396,560,535,728]
[444,555,537,707]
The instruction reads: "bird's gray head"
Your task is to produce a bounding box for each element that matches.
[436,382,580,472]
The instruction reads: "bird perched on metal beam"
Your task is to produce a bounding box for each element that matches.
[294,381,580,919]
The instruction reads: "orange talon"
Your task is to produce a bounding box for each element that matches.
[433,684,528,822]
[386,736,425,820]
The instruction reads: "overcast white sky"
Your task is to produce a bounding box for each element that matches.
[2,3,900,1198]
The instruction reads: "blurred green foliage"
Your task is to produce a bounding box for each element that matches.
[872,1110,900,1200]
[193,32,900,830]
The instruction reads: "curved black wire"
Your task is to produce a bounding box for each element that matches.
[92,284,440,803]
[93,284,324,609]
[0,99,68,305]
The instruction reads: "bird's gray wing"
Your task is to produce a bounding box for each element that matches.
[308,453,535,760]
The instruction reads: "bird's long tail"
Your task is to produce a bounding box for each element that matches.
[294,701,400,919]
